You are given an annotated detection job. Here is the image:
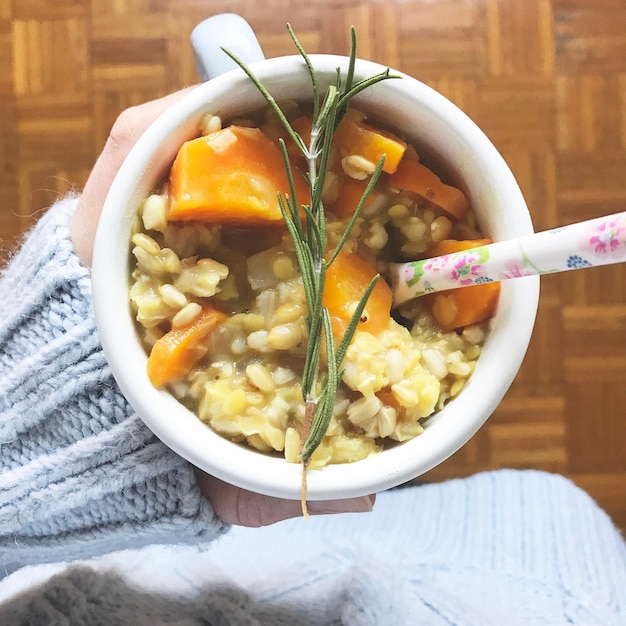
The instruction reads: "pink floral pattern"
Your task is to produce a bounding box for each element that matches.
[498,260,536,281]
[422,255,450,274]
[581,215,626,259]
[450,252,484,285]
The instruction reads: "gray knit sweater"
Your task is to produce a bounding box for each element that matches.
[0,197,226,575]
[1,198,625,625]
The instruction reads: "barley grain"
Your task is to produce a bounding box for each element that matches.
[431,215,452,242]
[131,232,161,256]
[247,330,270,352]
[159,284,188,309]
[142,193,168,232]
[246,363,275,393]
[267,323,303,350]
[200,113,222,135]
[172,302,202,328]
[342,154,376,179]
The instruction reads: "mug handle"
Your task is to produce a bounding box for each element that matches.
[191,13,265,81]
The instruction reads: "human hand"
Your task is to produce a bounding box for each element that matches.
[70,90,376,526]
[70,87,196,266]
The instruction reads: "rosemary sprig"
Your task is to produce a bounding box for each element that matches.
[223,26,399,494]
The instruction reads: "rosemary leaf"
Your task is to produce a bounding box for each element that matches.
[278,139,303,226]
[335,27,357,125]
[301,275,324,399]
[277,196,317,312]
[300,308,339,461]
[287,23,320,122]
[345,27,357,93]
[301,205,323,252]
[337,70,402,112]
[220,47,307,155]
[310,98,338,212]
[301,327,322,398]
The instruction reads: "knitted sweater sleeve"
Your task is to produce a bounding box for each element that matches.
[0,197,228,575]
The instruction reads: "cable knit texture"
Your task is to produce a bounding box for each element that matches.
[0,198,226,575]
[0,471,625,624]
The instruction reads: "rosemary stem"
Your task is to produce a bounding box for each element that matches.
[224,24,398,471]
[302,122,323,408]
[301,400,317,449]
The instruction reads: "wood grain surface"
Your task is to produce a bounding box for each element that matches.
[1,0,625,530]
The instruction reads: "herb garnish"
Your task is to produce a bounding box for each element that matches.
[224,26,399,514]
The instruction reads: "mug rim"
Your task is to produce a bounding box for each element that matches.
[92,54,539,500]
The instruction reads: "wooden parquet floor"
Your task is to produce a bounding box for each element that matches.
[1,0,625,530]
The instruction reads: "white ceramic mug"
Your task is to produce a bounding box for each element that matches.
[92,14,539,500]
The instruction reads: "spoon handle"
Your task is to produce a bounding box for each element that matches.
[391,211,626,305]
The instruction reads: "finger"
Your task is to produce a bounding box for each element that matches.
[196,471,376,528]
[71,86,198,266]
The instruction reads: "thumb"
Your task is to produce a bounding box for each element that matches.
[195,470,375,527]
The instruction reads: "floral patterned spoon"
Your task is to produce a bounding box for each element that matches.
[390,211,626,305]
